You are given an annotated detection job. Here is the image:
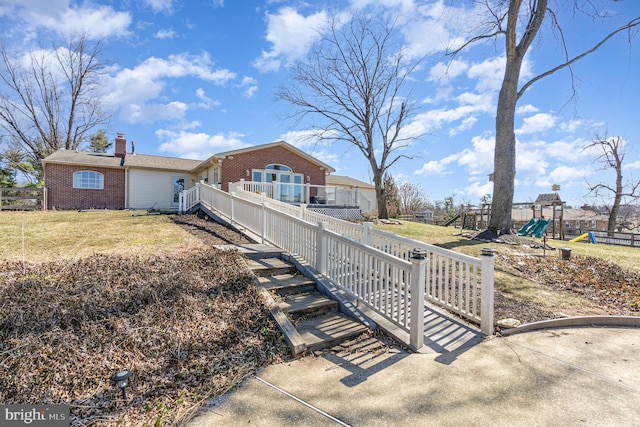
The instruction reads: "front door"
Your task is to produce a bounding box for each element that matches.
[172,177,185,208]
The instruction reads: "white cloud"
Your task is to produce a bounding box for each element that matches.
[156,130,249,159]
[3,2,132,39]
[459,181,494,200]
[105,53,236,105]
[467,55,506,94]
[448,116,478,137]
[559,119,583,133]
[239,76,258,98]
[194,88,221,109]
[627,160,640,170]
[536,165,591,188]
[516,113,557,135]
[456,134,494,175]
[414,160,449,176]
[543,137,589,162]
[100,53,241,127]
[121,101,188,124]
[428,59,468,83]
[516,140,549,178]
[253,7,329,73]
[399,1,489,58]
[155,29,177,39]
[407,94,493,136]
[144,0,174,13]
[516,104,539,114]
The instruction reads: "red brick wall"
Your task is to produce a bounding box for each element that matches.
[220,146,327,192]
[45,164,125,210]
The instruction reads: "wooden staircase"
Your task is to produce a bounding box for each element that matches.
[245,253,370,356]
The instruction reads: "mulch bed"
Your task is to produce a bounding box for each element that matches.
[0,244,288,426]
[170,213,253,246]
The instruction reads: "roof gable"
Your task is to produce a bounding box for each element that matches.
[197,140,335,173]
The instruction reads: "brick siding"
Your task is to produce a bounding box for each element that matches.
[220,145,327,192]
[45,164,125,210]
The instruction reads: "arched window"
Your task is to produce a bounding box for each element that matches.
[73,170,104,189]
[265,164,292,172]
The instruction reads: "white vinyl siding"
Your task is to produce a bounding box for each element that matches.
[127,169,194,210]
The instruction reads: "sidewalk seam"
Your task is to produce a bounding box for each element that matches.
[253,375,353,426]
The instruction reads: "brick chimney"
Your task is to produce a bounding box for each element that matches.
[115,133,126,158]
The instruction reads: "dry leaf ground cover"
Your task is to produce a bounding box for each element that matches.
[378,222,640,325]
[0,212,288,426]
[3,211,640,425]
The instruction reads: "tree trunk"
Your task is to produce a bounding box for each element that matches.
[608,162,624,236]
[373,170,388,219]
[488,57,521,234]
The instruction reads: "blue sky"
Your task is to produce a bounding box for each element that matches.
[1,0,639,207]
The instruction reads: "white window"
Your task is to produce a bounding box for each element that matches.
[252,164,304,203]
[73,171,104,189]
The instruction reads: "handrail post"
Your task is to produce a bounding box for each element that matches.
[480,248,495,335]
[179,191,184,214]
[410,248,427,350]
[363,222,373,246]
[230,192,235,226]
[316,221,328,276]
[261,199,267,244]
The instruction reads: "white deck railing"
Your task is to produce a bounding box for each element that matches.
[181,183,495,344]
[230,179,372,209]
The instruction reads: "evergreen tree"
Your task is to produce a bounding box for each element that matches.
[89,130,112,153]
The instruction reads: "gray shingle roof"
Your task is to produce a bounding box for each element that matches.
[42,150,123,168]
[326,175,374,189]
[123,154,202,171]
[534,193,563,204]
[43,150,202,172]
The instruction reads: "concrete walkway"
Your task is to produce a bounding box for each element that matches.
[187,326,640,426]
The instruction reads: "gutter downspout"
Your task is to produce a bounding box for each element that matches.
[125,167,130,209]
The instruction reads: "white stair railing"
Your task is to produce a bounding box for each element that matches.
[182,183,495,340]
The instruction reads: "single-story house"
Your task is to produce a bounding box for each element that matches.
[42,135,340,211]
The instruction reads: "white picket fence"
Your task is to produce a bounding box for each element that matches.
[180,183,495,346]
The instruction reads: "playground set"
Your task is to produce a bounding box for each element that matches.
[444,192,601,244]
[569,231,598,244]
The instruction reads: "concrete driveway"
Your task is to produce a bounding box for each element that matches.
[187,326,640,426]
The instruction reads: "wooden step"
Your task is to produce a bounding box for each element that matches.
[297,313,370,352]
[258,273,316,295]
[245,257,295,276]
[277,292,338,319]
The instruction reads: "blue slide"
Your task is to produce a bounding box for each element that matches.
[518,218,551,237]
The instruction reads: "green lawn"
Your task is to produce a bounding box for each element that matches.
[0,210,204,262]
[377,221,640,273]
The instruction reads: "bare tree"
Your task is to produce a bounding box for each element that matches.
[452,1,640,235]
[0,33,110,182]
[276,12,422,219]
[397,180,430,216]
[584,135,640,236]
